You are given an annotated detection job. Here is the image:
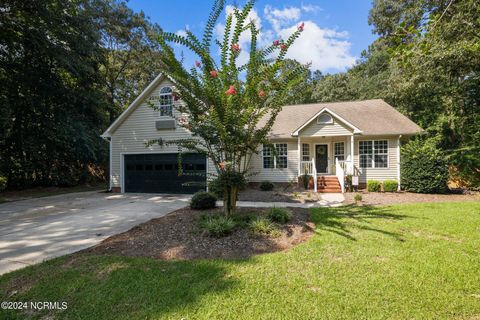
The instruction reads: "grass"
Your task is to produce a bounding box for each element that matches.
[1,202,479,319]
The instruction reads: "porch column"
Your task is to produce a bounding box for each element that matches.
[350,135,354,175]
[297,137,301,177]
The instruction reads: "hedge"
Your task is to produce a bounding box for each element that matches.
[401,139,449,193]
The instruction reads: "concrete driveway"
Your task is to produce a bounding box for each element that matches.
[0,191,190,275]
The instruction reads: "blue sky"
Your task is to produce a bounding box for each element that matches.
[127,0,377,74]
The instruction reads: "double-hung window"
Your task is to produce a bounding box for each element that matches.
[159,87,173,117]
[359,140,388,168]
[263,143,288,169]
[334,142,345,161]
[302,143,310,161]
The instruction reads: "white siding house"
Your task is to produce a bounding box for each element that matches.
[102,74,423,194]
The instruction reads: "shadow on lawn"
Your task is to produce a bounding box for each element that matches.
[0,253,240,319]
[312,205,409,241]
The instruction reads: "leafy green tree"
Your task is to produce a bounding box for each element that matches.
[96,1,163,123]
[150,0,306,215]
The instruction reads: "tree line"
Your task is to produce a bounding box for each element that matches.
[0,0,163,188]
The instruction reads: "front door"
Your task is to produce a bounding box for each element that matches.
[315,144,328,173]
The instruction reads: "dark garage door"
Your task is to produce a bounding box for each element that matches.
[124,153,206,194]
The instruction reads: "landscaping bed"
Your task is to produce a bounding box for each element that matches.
[86,207,314,260]
[344,191,479,205]
[238,187,320,203]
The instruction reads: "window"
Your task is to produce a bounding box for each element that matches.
[276,144,288,168]
[302,143,310,161]
[263,143,288,169]
[317,113,333,124]
[334,142,345,161]
[359,140,388,168]
[263,145,274,169]
[159,87,173,117]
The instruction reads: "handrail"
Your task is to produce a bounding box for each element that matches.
[312,158,317,192]
[299,161,313,175]
[335,158,345,193]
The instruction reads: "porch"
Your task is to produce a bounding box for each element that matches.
[297,136,357,193]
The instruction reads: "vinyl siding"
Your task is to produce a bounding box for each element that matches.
[248,141,299,183]
[299,117,353,137]
[353,136,399,183]
[110,78,213,189]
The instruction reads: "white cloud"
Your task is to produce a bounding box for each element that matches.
[213,4,355,72]
[279,21,356,72]
[301,4,322,13]
[264,5,301,32]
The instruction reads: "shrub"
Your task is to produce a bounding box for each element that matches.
[383,180,398,192]
[354,193,362,203]
[367,180,381,192]
[259,180,274,191]
[200,215,236,237]
[267,207,292,224]
[0,177,7,192]
[301,174,311,189]
[401,139,449,193]
[207,178,224,198]
[250,217,280,236]
[190,191,217,210]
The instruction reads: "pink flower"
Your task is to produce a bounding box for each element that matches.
[280,44,287,51]
[219,162,226,170]
[258,90,266,98]
[225,85,237,95]
[231,43,240,52]
[273,40,280,46]
[172,92,179,101]
[298,22,304,32]
[195,60,201,68]
[210,70,218,77]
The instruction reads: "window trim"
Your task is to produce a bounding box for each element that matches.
[359,139,389,169]
[334,142,345,161]
[263,143,288,169]
[158,86,173,117]
[302,143,310,161]
[317,113,333,124]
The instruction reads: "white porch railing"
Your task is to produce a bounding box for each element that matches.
[300,161,313,175]
[335,158,345,193]
[300,159,318,192]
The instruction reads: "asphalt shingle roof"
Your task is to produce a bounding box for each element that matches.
[264,99,424,138]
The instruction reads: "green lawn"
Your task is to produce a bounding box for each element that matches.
[1,202,479,319]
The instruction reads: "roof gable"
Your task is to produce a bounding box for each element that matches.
[292,108,362,136]
[102,73,169,137]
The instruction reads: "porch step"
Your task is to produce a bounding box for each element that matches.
[317,176,342,193]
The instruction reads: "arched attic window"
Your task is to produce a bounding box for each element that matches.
[317,113,333,124]
[159,86,173,117]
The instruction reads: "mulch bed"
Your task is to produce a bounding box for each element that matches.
[344,191,479,206]
[86,207,314,260]
[238,188,320,203]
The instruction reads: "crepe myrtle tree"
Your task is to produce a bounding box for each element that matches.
[147,0,306,215]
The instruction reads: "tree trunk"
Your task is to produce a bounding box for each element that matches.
[223,185,238,216]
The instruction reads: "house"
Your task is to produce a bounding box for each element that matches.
[101,74,423,194]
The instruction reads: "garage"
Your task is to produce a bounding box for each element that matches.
[124,153,206,194]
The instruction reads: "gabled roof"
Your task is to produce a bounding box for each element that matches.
[291,107,363,136]
[262,99,424,139]
[101,73,167,137]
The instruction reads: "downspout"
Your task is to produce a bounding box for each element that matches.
[397,135,402,191]
[101,135,112,192]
